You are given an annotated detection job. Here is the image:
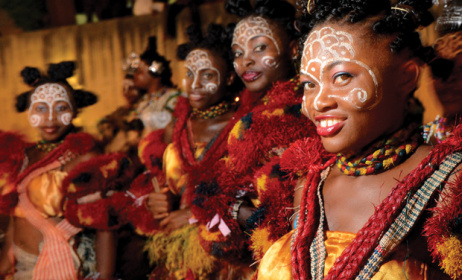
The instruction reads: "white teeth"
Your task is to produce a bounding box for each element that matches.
[319,119,341,128]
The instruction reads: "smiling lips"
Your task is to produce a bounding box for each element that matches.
[242,71,261,82]
[315,117,345,136]
[43,127,58,134]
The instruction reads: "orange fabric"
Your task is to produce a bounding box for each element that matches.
[323,231,356,276]
[163,142,207,196]
[257,230,293,280]
[26,170,67,218]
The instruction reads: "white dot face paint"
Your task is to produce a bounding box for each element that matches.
[232,16,280,70]
[185,49,220,95]
[301,27,380,113]
[28,83,74,127]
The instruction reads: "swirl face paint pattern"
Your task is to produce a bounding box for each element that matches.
[301,27,380,112]
[232,16,280,71]
[186,50,220,94]
[28,83,74,127]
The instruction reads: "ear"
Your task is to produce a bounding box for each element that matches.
[289,40,299,60]
[226,71,236,86]
[399,59,420,96]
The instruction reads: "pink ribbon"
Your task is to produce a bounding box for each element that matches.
[206,213,231,237]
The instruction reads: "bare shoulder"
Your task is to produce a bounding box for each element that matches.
[293,176,307,209]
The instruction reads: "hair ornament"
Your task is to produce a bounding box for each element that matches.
[148,61,164,75]
[307,0,314,14]
[391,4,419,25]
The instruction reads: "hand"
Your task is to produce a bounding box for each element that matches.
[159,209,191,232]
[146,187,174,219]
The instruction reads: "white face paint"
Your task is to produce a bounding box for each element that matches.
[301,27,380,113]
[185,49,220,94]
[232,16,280,70]
[28,83,74,127]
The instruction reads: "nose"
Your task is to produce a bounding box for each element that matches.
[192,77,201,90]
[243,54,254,68]
[313,87,336,112]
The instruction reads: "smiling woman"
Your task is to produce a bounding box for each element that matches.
[0,61,135,279]
[257,0,462,279]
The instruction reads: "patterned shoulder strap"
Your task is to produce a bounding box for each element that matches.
[357,152,462,279]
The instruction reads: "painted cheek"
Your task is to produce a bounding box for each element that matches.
[233,62,239,72]
[60,113,72,126]
[204,82,218,94]
[29,114,42,127]
[301,95,311,120]
[261,56,279,69]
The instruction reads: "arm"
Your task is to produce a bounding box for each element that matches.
[95,230,116,279]
[0,218,13,275]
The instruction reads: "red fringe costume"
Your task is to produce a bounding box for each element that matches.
[285,123,462,280]
[0,131,133,280]
[192,77,318,266]
[122,95,256,279]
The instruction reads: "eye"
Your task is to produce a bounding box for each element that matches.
[201,72,214,80]
[35,105,48,113]
[254,44,267,52]
[333,73,352,85]
[302,81,316,90]
[55,104,70,112]
[186,70,193,78]
[233,51,243,59]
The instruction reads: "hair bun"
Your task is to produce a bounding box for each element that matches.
[225,0,252,17]
[47,61,76,81]
[20,67,41,86]
[74,89,98,109]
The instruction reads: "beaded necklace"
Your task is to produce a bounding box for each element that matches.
[36,139,64,153]
[422,115,451,144]
[190,101,232,120]
[337,123,422,176]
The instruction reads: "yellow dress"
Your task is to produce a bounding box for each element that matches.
[258,230,445,279]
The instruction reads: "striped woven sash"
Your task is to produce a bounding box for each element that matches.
[17,153,82,280]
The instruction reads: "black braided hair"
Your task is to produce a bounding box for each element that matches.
[177,23,244,97]
[16,61,97,112]
[140,36,174,87]
[226,0,299,41]
[296,0,437,65]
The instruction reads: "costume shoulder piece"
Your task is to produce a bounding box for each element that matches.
[62,152,135,230]
[0,131,29,214]
[280,136,334,178]
[424,123,462,279]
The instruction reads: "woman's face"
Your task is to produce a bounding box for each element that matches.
[122,77,141,105]
[434,55,462,118]
[133,60,156,90]
[300,23,414,155]
[232,16,291,93]
[184,48,231,110]
[28,83,76,142]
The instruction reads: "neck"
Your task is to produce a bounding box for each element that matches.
[147,80,164,94]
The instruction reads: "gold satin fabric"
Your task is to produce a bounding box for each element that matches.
[16,170,67,218]
[257,230,293,280]
[163,142,207,196]
[258,230,435,280]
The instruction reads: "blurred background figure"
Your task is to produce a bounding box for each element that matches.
[134,36,183,137]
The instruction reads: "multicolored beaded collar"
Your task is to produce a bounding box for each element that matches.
[337,123,422,176]
[36,139,65,153]
[190,101,232,120]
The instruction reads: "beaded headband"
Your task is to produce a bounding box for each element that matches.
[433,31,462,60]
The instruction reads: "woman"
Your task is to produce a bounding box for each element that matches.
[134,36,182,137]
[125,24,249,279]
[0,62,128,279]
[192,0,318,267]
[424,31,462,143]
[258,0,462,279]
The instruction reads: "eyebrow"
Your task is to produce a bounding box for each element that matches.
[325,60,345,72]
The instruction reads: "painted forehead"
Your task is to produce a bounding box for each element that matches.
[185,49,216,72]
[31,83,73,107]
[301,26,355,74]
[232,16,280,54]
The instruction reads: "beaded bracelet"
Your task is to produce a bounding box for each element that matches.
[231,199,245,220]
